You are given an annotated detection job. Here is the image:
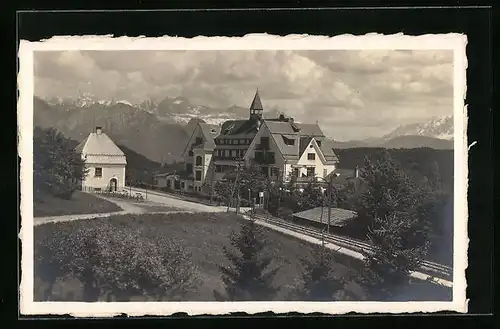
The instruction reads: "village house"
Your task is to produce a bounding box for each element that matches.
[243,115,339,184]
[75,126,127,192]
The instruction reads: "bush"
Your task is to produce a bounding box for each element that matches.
[34,220,201,301]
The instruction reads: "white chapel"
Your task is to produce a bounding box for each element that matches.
[75,126,127,192]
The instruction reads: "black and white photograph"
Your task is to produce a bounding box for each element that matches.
[19,34,468,315]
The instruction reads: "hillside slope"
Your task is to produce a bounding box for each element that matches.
[34,97,188,163]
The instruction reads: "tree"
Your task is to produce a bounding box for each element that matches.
[356,152,424,231]
[34,127,88,199]
[356,152,431,300]
[214,180,233,207]
[292,244,354,301]
[361,210,430,300]
[214,219,279,301]
[292,179,325,212]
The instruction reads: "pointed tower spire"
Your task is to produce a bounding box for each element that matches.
[249,88,264,120]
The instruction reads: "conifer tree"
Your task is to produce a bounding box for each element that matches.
[357,151,431,300]
[214,219,279,301]
[294,244,353,301]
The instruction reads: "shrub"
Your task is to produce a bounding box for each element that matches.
[34,220,201,301]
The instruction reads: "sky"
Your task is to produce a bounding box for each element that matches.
[34,49,454,141]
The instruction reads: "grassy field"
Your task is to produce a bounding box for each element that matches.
[34,212,451,302]
[34,191,122,217]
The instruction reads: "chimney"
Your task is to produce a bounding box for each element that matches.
[354,165,359,178]
[278,114,286,121]
[96,126,102,135]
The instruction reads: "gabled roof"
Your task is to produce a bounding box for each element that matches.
[299,136,313,157]
[75,132,125,157]
[261,120,338,165]
[195,123,221,151]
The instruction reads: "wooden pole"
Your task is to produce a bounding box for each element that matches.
[327,178,332,234]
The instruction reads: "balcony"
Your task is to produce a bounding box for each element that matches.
[253,153,275,165]
[214,155,244,161]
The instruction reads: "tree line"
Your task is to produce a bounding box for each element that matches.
[34,126,88,200]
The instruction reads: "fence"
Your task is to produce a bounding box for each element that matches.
[83,186,145,201]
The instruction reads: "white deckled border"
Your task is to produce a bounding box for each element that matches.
[18,33,469,316]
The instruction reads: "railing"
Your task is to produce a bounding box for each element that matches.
[214,156,244,161]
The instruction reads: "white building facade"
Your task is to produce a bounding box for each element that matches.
[75,126,127,192]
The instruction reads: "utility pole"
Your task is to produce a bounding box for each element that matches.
[228,159,242,213]
[327,178,332,234]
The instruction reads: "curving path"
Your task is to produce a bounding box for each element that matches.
[33,188,227,226]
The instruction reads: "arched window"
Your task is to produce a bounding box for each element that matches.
[196,156,203,166]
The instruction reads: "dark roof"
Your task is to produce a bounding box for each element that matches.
[250,90,264,111]
[217,119,260,138]
[296,123,324,136]
[293,207,358,227]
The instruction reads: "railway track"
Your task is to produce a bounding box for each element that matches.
[250,213,453,280]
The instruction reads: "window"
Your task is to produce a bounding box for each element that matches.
[95,167,102,177]
[231,150,237,157]
[196,156,203,166]
[216,165,223,173]
[255,151,264,162]
[283,136,295,146]
[186,163,193,173]
[307,167,315,177]
[195,171,202,181]
[260,137,270,149]
[167,180,171,188]
[307,153,316,160]
[188,150,193,156]
[181,182,185,189]
[268,152,275,164]
[292,168,299,177]
[195,137,203,145]
[271,167,279,177]
[261,166,269,177]
[323,168,327,178]
[240,149,246,157]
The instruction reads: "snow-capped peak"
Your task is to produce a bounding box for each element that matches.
[384,115,454,140]
[116,100,133,106]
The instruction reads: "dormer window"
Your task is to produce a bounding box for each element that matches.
[316,140,322,147]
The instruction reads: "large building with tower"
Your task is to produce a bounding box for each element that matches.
[159,89,341,194]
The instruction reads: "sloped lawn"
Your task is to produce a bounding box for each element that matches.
[33,212,451,302]
[34,212,363,301]
[34,191,122,217]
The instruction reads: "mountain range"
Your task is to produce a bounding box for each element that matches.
[330,116,454,150]
[34,94,454,163]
